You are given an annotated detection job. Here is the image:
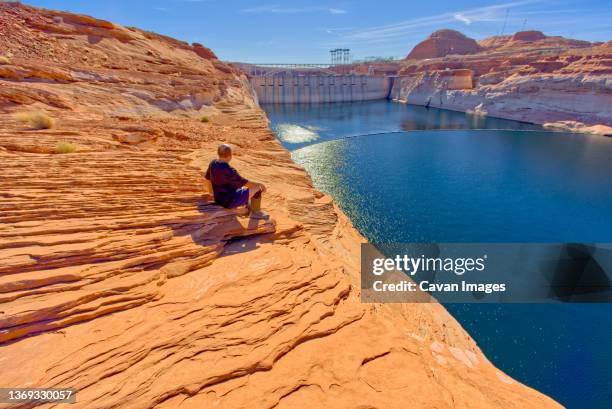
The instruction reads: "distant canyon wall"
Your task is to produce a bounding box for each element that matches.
[250,74,392,103]
[390,70,612,135]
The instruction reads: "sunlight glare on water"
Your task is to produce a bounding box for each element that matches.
[274,123,321,144]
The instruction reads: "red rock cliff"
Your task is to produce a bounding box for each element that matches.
[0,4,561,408]
[406,29,483,59]
[395,30,612,135]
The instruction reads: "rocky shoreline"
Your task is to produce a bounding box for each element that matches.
[390,71,612,136]
[361,29,612,136]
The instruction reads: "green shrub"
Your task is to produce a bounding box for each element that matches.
[14,111,55,130]
[56,141,77,154]
[200,116,210,123]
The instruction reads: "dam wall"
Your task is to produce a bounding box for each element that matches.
[250,74,393,103]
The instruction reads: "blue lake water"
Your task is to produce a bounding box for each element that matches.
[263,100,612,409]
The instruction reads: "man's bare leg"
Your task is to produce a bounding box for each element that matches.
[248,188,268,219]
[248,185,262,201]
[250,191,262,212]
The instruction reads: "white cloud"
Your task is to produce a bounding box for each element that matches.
[328,8,347,15]
[242,4,306,14]
[321,27,354,35]
[337,0,542,43]
[454,14,472,25]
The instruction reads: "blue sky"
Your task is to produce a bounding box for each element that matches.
[25,0,612,63]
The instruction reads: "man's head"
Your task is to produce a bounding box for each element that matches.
[217,143,232,162]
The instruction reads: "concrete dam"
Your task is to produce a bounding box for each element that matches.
[250,73,394,104]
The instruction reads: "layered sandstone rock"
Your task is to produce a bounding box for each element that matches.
[391,71,611,131]
[395,30,612,135]
[512,30,547,42]
[479,31,592,51]
[0,4,561,408]
[406,29,483,60]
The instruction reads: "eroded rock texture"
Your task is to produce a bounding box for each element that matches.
[406,29,483,59]
[0,4,561,408]
[395,31,612,135]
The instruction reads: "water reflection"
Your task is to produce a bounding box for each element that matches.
[263,100,543,150]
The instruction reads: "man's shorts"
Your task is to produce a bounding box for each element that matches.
[227,187,249,208]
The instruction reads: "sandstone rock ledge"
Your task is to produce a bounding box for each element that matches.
[0,3,561,408]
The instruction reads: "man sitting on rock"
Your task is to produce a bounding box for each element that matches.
[205,143,268,219]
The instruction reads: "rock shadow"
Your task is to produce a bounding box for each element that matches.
[87,34,103,44]
[171,196,275,252]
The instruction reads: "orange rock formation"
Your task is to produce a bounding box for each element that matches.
[0,4,561,408]
[406,29,483,59]
[395,30,612,135]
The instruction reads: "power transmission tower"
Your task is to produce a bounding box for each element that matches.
[501,9,509,36]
